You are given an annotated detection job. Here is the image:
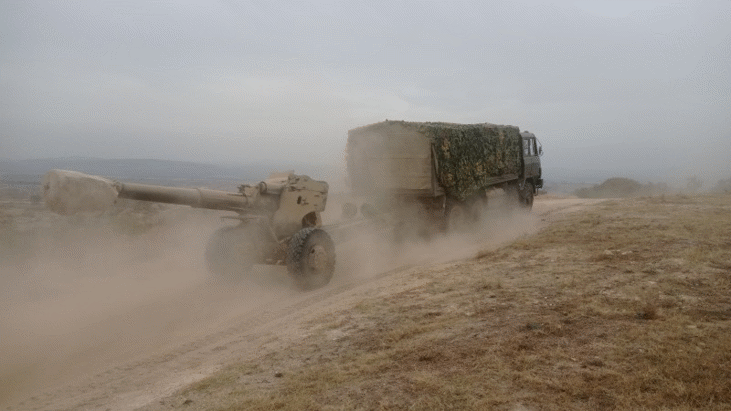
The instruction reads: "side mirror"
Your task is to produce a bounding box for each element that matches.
[538,146,543,156]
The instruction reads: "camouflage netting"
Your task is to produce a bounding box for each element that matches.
[348,120,522,201]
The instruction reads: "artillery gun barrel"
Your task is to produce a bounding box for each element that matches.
[42,169,248,215]
[116,182,245,211]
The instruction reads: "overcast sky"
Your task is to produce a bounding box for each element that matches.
[1,0,729,182]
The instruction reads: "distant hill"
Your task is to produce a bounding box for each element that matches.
[542,167,613,184]
[713,178,731,193]
[574,177,670,198]
[0,158,340,191]
[1,158,261,181]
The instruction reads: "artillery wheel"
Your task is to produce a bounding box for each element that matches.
[286,228,336,291]
[205,224,261,281]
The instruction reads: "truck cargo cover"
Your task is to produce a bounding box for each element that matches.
[347,120,522,200]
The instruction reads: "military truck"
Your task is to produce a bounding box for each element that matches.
[346,120,543,231]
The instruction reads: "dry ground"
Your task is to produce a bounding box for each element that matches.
[2,193,729,410]
[139,194,731,411]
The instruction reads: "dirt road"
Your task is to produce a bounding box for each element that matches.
[2,197,594,411]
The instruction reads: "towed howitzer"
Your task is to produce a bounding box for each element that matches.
[42,169,335,290]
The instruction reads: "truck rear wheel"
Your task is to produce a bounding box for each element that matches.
[507,182,534,210]
[446,195,484,232]
[520,182,534,210]
[286,228,336,290]
[446,201,472,232]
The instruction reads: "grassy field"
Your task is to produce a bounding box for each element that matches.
[141,194,730,410]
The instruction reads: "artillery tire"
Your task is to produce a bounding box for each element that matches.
[286,228,336,291]
[205,224,259,281]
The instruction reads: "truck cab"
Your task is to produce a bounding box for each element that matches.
[521,131,543,190]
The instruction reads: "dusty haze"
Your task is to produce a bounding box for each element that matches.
[0,188,538,407]
[1,1,730,184]
[2,1,729,408]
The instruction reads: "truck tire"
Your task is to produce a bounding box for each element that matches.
[205,224,261,280]
[446,201,471,232]
[446,195,484,232]
[507,182,534,210]
[286,228,336,290]
[520,182,534,210]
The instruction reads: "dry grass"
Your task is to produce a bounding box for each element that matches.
[144,194,731,411]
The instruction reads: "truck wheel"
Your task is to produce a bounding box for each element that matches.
[286,228,336,290]
[446,201,470,232]
[205,224,260,280]
[520,182,534,210]
[507,182,534,210]
[446,197,482,232]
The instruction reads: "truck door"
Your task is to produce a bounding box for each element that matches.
[522,137,539,179]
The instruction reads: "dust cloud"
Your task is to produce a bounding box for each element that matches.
[0,206,301,406]
[329,190,539,286]
[1,184,538,407]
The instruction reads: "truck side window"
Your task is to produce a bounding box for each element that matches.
[531,139,537,156]
[524,140,531,156]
